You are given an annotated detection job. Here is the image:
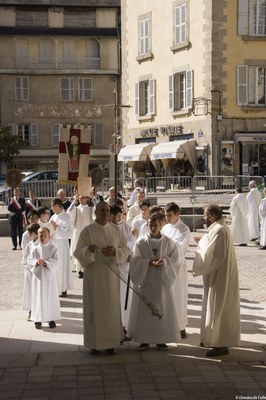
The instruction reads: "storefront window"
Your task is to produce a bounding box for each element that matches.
[241,142,266,176]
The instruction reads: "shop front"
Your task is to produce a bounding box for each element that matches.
[235,133,266,178]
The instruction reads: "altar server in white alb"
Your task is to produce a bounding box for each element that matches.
[27,227,61,330]
[258,187,266,250]
[128,213,181,351]
[50,198,74,297]
[67,192,93,278]
[162,202,191,339]
[246,180,261,241]
[74,202,131,355]
[193,204,240,357]
[229,187,250,246]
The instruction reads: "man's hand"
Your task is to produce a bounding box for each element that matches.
[102,246,116,257]
[89,244,98,253]
[149,259,164,267]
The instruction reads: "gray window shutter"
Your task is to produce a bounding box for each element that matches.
[148,79,155,115]
[237,65,248,105]
[186,70,193,109]
[238,0,249,35]
[51,124,59,146]
[169,75,174,111]
[93,124,103,146]
[30,123,38,146]
[135,83,139,116]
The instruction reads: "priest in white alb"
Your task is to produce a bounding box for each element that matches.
[127,213,180,351]
[246,180,261,241]
[229,187,250,246]
[74,201,131,355]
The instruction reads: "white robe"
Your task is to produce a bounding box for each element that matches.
[229,193,250,244]
[127,234,180,343]
[116,221,135,330]
[127,203,140,226]
[247,187,261,239]
[68,202,93,272]
[21,239,38,311]
[193,219,241,347]
[27,242,61,323]
[74,222,131,350]
[259,197,266,246]
[162,219,191,330]
[49,210,74,293]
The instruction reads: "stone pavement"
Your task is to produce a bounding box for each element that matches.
[0,235,265,399]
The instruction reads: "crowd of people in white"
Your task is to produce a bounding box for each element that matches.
[8,178,265,357]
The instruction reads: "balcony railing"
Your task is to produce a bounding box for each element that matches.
[13,57,100,70]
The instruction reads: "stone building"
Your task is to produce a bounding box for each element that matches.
[0,0,120,177]
[120,0,266,180]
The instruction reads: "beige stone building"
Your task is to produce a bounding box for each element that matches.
[120,0,266,180]
[0,0,121,178]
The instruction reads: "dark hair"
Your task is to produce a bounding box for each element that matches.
[205,204,222,220]
[165,202,180,214]
[109,205,123,216]
[140,199,150,208]
[236,187,243,193]
[148,213,161,223]
[50,198,63,208]
[27,210,39,218]
[27,223,40,234]
[149,205,163,215]
[37,206,49,217]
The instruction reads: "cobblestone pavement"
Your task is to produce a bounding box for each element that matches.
[0,235,266,399]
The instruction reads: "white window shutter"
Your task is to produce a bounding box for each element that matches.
[146,19,151,53]
[169,75,174,111]
[237,65,248,105]
[51,124,59,146]
[135,82,139,116]
[186,70,193,109]
[79,78,93,101]
[30,123,38,146]
[148,79,155,115]
[8,123,17,135]
[238,0,249,35]
[93,124,103,146]
[181,4,186,42]
[22,77,29,100]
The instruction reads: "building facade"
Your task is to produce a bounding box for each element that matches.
[0,0,121,178]
[120,0,266,180]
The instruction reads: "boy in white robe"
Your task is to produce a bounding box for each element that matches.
[127,213,181,351]
[50,198,74,297]
[162,202,191,339]
[27,227,61,329]
[258,187,266,250]
[21,223,40,321]
[21,211,39,252]
[37,207,55,240]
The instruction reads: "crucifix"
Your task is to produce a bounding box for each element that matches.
[100,89,131,203]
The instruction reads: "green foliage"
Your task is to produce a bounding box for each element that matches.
[0,126,21,166]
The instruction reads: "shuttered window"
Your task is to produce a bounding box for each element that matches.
[15,77,29,101]
[237,64,266,106]
[238,0,266,36]
[135,79,156,117]
[168,70,193,111]
[78,78,93,101]
[92,124,103,146]
[138,18,150,56]
[51,124,59,146]
[60,78,74,101]
[175,3,187,44]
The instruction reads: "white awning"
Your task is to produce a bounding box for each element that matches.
[150,139,197,168]
[118,142,157,162]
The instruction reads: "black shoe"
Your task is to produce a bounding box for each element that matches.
[251,237,260,242]
[49,321,56,329]
[123,335,132,342]
[206,347,229,357]
[105,348,116,355]
[12,246,17,250]
[138,343,149,351]
[90,349,100,355]
[180,329,187,339]
[60,291,68,297]
[35,322,42,330]
[27,311,31,321]
[239,243,247,246]
[258,246,266,250]
[78,271,84,279]
[156,343,168,351]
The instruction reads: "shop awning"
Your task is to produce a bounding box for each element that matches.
[150,139,197,168]
[118,142,157,162]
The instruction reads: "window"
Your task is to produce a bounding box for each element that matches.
[237,65,266,106]
[175,3,187,44]
[135,80,155,117]
[51,124,59,146]
[91,124,103,146]
[238,0,266,36]
[39,39,53,63]
[169,70,193,111]
[78,78,93,101]
[138,17,151,56]
[15,77,29,101]
[60,78,74,101]
[86,39,100,69]
[62,40,76,64]
[15,40,28,68]
[17,124,38,146]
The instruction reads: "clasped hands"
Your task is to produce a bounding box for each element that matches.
[36,258,47,268]
[89,244,116,257]
[150,259,164,268]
